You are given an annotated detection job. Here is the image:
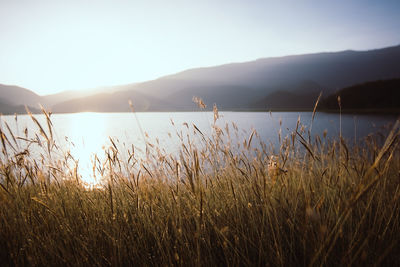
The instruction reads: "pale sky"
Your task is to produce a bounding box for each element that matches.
[1,0,400,95]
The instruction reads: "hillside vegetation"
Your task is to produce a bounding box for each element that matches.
[320,79,400,113]
[0,107,399,266]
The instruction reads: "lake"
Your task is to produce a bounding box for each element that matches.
[1,111,398,185]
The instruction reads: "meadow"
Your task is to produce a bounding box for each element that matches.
[0,105,399,266]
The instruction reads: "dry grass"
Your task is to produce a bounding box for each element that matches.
[0,106,399,266]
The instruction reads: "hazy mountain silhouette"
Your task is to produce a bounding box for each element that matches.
[320,79,400,112]
[0,84,43,107]
[51,90,174,113]
[0,83,140,113]
[0,84,43,114]
[42,84,138,107]
[50,44,400,112]
[1,45,400,113]
[0,99,41,115]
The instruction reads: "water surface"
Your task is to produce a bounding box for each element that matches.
[1,112,397,184]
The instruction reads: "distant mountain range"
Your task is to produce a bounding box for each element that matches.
[1,44,400,114]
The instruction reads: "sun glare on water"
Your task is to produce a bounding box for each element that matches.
[63,113,108,187]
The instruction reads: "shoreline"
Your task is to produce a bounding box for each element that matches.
[3,108,400,116]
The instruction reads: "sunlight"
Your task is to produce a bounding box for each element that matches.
[66,113,107,187]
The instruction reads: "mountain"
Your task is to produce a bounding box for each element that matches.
[51,90,173,113]
[0,84,43,114]
[51,44,400,112]
[42,84,138,107]
[0,84,43,107]
[0,98,41,115]
[0,82,139,114]
[2,45,400,113]
[251,80,322,110]
[320,79,400,112]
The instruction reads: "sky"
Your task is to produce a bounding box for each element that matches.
[1,0,400,95]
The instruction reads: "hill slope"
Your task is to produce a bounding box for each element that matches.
[320,79,400,112]
[51,90,174,113]
[0,84,44,114]
[0,99,40,115]
[0,84,43,107]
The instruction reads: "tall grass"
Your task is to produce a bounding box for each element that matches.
[0,107,399,266]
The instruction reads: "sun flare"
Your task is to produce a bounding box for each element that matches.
[65,113,107,186]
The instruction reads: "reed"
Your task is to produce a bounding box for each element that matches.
[0,107,399,266]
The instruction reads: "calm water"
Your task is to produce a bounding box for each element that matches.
[1,112,397,184]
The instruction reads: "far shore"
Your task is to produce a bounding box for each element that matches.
[2,107,400,116]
